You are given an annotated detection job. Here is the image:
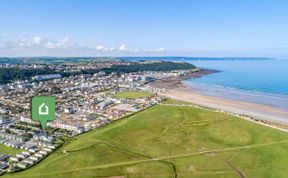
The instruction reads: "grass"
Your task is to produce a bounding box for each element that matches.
[4,103,288,178]
[114,91,152,99]
[0,144,23,156]
[162,98,193,105]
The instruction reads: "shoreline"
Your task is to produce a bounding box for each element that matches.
[149,70,288,130]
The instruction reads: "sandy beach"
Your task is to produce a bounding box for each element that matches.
[150,73,288,129]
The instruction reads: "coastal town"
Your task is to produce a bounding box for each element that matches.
[0,60,199,175]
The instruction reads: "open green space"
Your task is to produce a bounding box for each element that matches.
[0,144,23,156]
[4,101,288,178]
[114,91,152,99]
[162,98,193,105]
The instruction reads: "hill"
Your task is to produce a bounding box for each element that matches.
[104,61,196,73]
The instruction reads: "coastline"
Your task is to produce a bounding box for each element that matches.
[149,70,288,130]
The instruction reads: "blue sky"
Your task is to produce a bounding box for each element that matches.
[1,0,288,57]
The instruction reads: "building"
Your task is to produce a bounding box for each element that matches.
[0,154,9,161]
[16,153,29,159]
[0,163,8,170]
[32,74,61,81]
[17,162,29,169]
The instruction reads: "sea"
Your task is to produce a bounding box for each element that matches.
[182,59,288,111]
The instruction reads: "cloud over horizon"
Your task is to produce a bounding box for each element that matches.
[1,36,285,58]
[0,36,165,57]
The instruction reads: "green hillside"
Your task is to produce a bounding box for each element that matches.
[5,102,288,178]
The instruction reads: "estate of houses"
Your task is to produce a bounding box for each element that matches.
[0,61,191,175]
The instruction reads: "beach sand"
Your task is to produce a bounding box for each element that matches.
[149,76,288,129]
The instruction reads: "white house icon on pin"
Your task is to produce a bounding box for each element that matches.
[39,103,49,115]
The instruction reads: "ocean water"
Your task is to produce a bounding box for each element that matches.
[184,59,288,110]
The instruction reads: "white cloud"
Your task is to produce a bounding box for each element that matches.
[95,45,116,52]
[56,37,72,48]
[119,44,128,51]
[0,36,165,56]
[32,36,42,46]
[96,45,105,50]
[118,44,146,53]
[109,47,115,51]
[15,36,78,50]
[45,41,57,49]
[144,47,165,52]
[95,44,145,53]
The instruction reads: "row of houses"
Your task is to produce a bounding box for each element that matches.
[0,154,10,173]
[9,145,55,170]
[0,132,24,142]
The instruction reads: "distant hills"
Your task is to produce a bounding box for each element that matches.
[0,57,273,65]
[0,61,195,84]
[0,57,119,65]
[121,57,274,62]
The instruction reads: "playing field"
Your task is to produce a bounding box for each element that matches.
[4,101,288,178]
[114,91,152,99]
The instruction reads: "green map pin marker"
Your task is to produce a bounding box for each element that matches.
[32,96,56,129]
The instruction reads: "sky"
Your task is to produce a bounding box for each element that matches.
[1,0,288,57]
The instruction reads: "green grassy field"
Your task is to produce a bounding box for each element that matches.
[162,98,194,105]
[0,144,23,155]
[4,101,288,178]
[114,91,152,99]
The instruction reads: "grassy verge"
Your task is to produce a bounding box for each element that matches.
[162,98,193,105]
